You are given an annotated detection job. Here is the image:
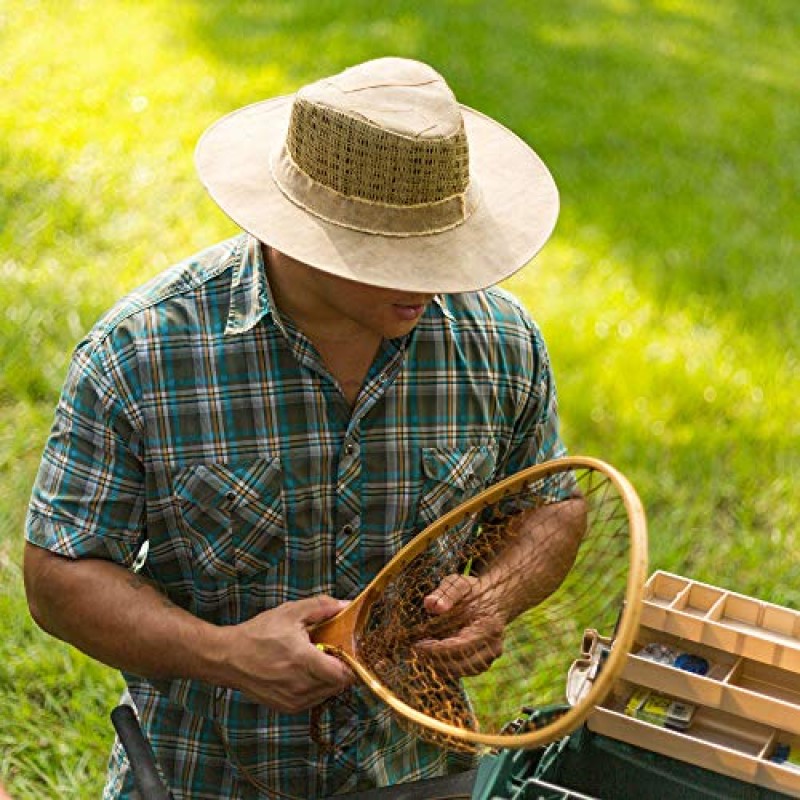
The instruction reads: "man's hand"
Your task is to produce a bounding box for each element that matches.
[413,574,506,678]
[410,498,587,679]
[218,596,356,713]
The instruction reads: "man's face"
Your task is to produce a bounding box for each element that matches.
[311,270,435,340]
[269,248,436,340]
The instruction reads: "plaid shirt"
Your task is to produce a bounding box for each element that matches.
[27,234,565,799]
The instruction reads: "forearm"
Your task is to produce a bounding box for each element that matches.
[24,542,227,685]
[24,542,355,712]
[485,497,587,620]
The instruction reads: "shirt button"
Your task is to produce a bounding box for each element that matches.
[344,443,355,455]
[341,524,354,537]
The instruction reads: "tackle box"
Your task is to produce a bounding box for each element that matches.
[584,571,800,798]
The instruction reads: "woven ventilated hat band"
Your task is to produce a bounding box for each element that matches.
[270,90,481,237]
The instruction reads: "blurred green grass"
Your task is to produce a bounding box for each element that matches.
[1,0,798,795]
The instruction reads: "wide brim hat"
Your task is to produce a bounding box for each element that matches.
[195,57,558,293]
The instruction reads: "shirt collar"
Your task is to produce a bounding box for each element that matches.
[431,294,455,321]
[224,235,275,336]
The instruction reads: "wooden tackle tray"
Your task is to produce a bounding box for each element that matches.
[587,571,800,797]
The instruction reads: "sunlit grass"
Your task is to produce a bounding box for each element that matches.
[0,579,120,798]
[1,0,798,794]
[506,233,799,603]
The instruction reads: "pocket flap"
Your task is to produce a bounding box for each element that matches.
[422,444,497,492]
[173,457,282,512]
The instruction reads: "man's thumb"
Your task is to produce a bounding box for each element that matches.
[297,594,350,626]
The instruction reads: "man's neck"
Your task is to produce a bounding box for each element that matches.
[264,246,378,344]
[264,245,382,405]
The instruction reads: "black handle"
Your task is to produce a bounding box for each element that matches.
[111,705,173,800]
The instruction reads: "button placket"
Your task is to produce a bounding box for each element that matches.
[337,433,360,489]
[335,515,361,598]
[335,433,363,598]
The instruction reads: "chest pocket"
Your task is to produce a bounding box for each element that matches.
[172,457,284,580]
[418,443,498,529]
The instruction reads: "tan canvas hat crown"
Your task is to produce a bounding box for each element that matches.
[196,57,558,293]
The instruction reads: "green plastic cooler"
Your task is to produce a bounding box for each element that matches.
[473,727,793,799]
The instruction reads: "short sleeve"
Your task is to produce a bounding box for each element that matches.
[26,339,146,566]
[500,319,567,478]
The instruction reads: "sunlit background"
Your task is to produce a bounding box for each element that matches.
[1,1,797,795]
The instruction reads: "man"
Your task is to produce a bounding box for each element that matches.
[24,57,573,798]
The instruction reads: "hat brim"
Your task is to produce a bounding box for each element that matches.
[195,96,558,293]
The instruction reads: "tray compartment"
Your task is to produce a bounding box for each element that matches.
[625,626,734,700]
[759,733,800,797]
[677,583,725,618]
[644,572,689,607]
[588,702,773,786]
[642,573,800,672]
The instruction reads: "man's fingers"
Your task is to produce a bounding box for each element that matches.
[294,594,350,626]
[424,574,476,614]
[251,648,355,712]
[413,614,505,677]
[306,645,356,687]
[414,634,503,677]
